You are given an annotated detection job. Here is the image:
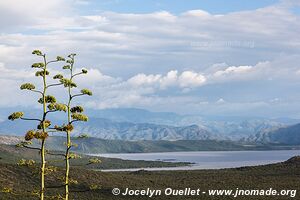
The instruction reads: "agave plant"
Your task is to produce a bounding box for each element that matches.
[57,53,92,200]
[8,50,66,200]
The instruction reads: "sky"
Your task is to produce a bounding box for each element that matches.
[0,0,300,118]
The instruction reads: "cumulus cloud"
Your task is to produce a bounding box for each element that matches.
[214,66,253,77]
[127,70,206,89]
[128,74,162,87]
[1,56,300,117]
[178,71,206,88]
[182,10,211,18]
[160,70,178,88]
[0,0,300,117]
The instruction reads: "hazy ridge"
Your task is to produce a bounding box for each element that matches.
[0,108,299,144]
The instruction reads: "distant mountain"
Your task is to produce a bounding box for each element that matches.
[0,107,296,141]
[0,136,22,145]
[86,108,182,125]
[0,117,216,141]
[70,118,217,140]
[84,108,288,140]
[203,119,283,140]
[247,123,300,145]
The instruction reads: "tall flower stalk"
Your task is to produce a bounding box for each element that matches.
[58,53,92,200]
[8,50,66,200]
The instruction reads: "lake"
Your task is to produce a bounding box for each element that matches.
[91,150,300,171]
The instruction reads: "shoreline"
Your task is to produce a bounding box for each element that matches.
[92,150,300,172]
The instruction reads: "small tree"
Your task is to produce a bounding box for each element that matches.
[55,53,92,200]
[8,50,66,200]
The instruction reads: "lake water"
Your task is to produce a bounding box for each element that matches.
[91,150,300,171]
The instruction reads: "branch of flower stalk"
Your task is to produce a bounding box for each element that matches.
[71,72,84,79]
[22,145,41,151]
[46,83,63,89]
[20,117,42,122]
[47,127,64,132]
[47,130,63,133]
[70,94,85,99]
[46,59,64,65]
[67,146,72,151]
[70,120,79,124]
[31,89,43,95]
[46,151,65,157]
[45,110,58,115]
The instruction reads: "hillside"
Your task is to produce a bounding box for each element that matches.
[0,157,299,200]
[2,136,299,154]
[0,118,217,141]
[248,123,300,145]
[74,119,216,140]
[0,143,188,170]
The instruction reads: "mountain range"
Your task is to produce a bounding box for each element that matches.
[0,107,299,143]
[247,123,300,145]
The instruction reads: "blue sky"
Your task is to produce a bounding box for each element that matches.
[78,0,280,14]
[0,0,300,118]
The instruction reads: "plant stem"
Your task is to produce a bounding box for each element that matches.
[40,139,45,200]
[65,57,74,200]
[65,130,71,200]
[40,54,48,200]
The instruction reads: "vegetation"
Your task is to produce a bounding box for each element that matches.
[0,143,188,170]
[56,53,92,200]
[6,51,94,199]
[8,50,66,200]
[0,155,299,200]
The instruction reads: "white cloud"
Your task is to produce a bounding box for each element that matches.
[128,74,162,86]
[214,66,253,77]
[75,67,117,86]
[217,98,226,104]
[1,1,300,76]
[208,61,273,83]
[160,70,178,89]
[0,0,75,30]
[182,10,211,18]
[0,0,300,117]
[178,71,206,88]
[127,70,206,89]
[0,62,34,80]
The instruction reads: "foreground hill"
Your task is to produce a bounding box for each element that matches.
[0,143,188,170]
[0,157,299,200]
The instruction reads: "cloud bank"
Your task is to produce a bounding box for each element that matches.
[0,0,300,117]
